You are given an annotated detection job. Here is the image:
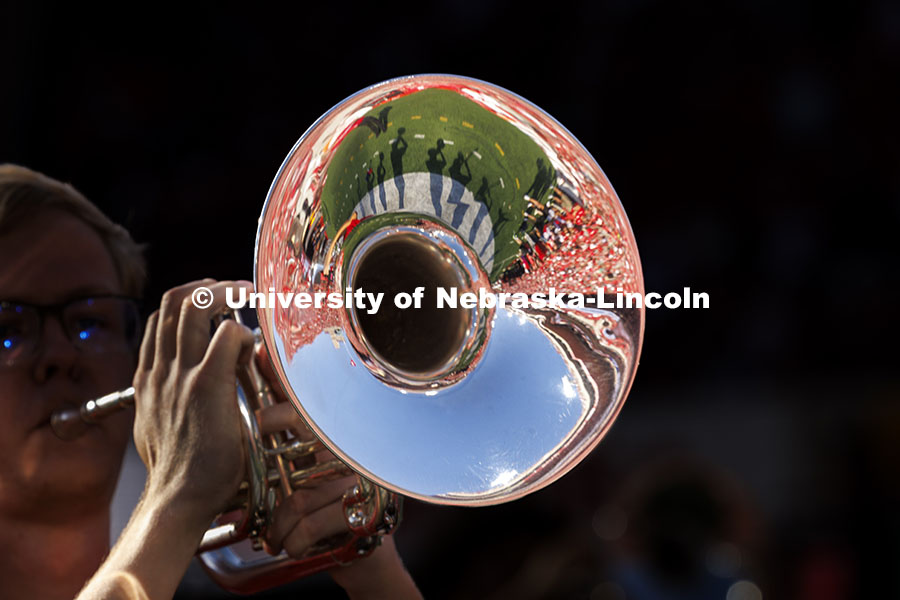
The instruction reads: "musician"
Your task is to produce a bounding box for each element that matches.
[0,165,420,599]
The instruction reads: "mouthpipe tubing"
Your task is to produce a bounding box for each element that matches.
[50,387,136,440]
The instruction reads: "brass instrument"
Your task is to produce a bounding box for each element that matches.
[53,75,645,593]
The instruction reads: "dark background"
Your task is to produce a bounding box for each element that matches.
[2,1,897,598]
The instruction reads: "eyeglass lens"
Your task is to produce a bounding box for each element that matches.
[0,298,139,365]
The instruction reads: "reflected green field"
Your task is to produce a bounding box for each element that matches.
[320,88,555,280]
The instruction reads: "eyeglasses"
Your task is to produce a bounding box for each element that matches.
[0,296,141,367]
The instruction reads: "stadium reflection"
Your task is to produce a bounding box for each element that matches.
[254,75,643,505]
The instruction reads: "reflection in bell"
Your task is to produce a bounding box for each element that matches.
[339,217,494,391]
[255,74,645,505]
[352,232,471,377]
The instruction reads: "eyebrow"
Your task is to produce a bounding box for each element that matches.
[2,287,124,306]
[63,285,123,299]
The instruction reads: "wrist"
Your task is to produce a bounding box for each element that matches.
[77,484,213,600]
[140,479,218,537]
[334,538,422,600]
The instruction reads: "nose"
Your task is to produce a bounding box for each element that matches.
[32,315,81,383]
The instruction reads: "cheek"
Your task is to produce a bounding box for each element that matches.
[0,419,21,476]
[0,374,31,437]
[0,376,48,482]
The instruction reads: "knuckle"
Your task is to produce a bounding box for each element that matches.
[180,294,198,314]
[133,370,146,389]
[160,289,180,312]
[218,319,239,334]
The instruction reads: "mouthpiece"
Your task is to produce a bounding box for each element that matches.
[50,387,136,440]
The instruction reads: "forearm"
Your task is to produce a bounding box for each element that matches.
[76,490,210,600]
[334,537,423,600]
[76,282,253,599]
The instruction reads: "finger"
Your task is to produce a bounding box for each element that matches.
[267,477,357,554]
[257,403,315,440]
[282,502,350,558]
[176,280,253,367]
[137,311,159,373]
[255,342,276,385]
[199,319,256,383]
[314,447,347,465]
[156,279,215,363]
[269,477,356,552]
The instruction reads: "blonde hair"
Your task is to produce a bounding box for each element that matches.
[0,164,147,297]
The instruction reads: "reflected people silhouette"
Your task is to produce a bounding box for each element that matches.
[391,127,408,208]
[526,158,551,201]
[449,151,472,185]
[425,139,447,218]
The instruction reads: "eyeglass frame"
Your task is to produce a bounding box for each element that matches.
[0,295,143,367]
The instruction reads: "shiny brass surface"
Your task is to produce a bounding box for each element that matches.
[255,74,644,505]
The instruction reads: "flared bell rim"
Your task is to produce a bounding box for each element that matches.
[254,74,644,505]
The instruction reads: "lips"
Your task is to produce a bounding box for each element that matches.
[33,411,62,431]
[31,400,80,432]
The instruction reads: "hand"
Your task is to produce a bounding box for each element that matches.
[329,536,422,600]
[254,349,422,599]
[133,279,255,526]
[77,279,258,600]
[257,400,358,556]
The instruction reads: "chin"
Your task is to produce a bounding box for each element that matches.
[19,426,128,507]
